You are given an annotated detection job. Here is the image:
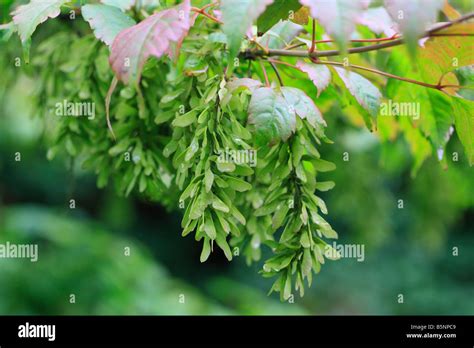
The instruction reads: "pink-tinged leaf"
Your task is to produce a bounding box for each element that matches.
[357,7,398,37]
[333,67,382,128]
[296,61,331,97]
[385,0,444,57]
[109,0,191,85]
[12,0,68,43]
[227,78,263,93]
[299,0,367,52]
[221,0,274,58]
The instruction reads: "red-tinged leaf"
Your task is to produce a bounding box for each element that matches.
[299,0,367,52]
[296,61,331,97]
[109,0,192,85]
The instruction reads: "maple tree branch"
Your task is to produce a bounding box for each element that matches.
[191,6,222,24]
[267,58,461,92]
[245,12,474,59]
[285,34,401,50]
[313,60,457,91]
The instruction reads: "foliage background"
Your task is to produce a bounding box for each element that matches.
[0,0,473,315]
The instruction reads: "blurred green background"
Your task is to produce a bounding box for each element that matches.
[0,0,473,315]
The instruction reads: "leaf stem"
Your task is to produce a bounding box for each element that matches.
[260,60,270,87]
[309,19,316,54]
[191,6,222,24]
[105,77,118,141]
[268,60,284,86]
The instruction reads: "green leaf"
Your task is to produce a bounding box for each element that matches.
[419,88,454,158]
[224,176,252,192]
[221,0,274,58]
[248,87,295,145]
[283,271,292,300]
[82,4,136,47]
[204,168,214,192]
[200,238,211,262]
[312,158,336,172]
[216,233,233,261]
[333,67,382,129]
[272,202,290,229]
[451,97,474,165]
[172,110,197,127]
[230,204,247,225]
[258,20,303,49]
[257,0,301,33]
[300,231,311,248]
[300,0,367,53]
[0,22,17,42]
[204,211,217,239]
[315,181,335,191]
[385,0,444,58]
[12,0,68,43]
[216,162,236,173]
[281,86,326,129]
[264,253,294,272]
[302,248,313,277]
[212,196,230,213]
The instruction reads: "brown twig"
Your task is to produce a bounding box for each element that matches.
[247,12,474,59]
[267,58,462,92]
[191,6,222,24]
